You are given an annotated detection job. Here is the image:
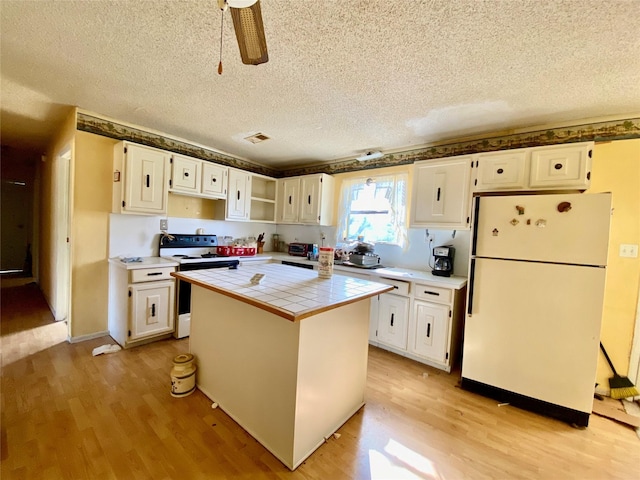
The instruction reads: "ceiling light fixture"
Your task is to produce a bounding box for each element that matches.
[356,151,384,162]
[217,0,268,75]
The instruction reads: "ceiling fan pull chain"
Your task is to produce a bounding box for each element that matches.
[218,8,224,75]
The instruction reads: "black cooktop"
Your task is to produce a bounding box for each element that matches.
[172,253,220,259]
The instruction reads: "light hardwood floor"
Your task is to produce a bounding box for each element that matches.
[2,283,638,479]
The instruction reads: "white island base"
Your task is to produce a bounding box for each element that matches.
[189,285,371,470]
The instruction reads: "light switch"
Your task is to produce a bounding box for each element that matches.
[619,244,638,258]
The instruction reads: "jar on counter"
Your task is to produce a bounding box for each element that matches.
[318,247,334,278]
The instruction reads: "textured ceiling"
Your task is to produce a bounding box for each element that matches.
[1,0,640,169]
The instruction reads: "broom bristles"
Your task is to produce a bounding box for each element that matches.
[609,374,640,399]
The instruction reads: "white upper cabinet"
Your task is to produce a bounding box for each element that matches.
[279,178,300,223]
[170,154,228,200]
[299,174,326,224]
[276,173,335,226]
[170,154,201,194]
[472,141,593,192]
[214,170,276,222]
[226,168,251,221]
[201,162,228,199]
[529,143,592,189]
[474,151,528,191]
[410,155,473,229]
[113,142,170,215]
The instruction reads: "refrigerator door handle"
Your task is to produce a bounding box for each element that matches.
[467,258,476,315]
[471,197,481,256]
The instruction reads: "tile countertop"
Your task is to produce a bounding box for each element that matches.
[172,263,394,322]
[252,253,467,290]
[108,256,179,269]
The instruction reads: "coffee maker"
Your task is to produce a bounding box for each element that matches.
[432,245,455,277]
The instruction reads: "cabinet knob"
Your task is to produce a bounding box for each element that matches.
[496,168,504,174]
[184,172,189,177]
[554,163,563,170]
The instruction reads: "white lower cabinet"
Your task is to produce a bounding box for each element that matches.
[287,262,467,372]
[410,301,449,363]
[375,293,410,350]
[129,280,175,341]
[368,275,466,372]
[108,260,176,348]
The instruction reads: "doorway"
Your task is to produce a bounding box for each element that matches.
[0,149,36,286]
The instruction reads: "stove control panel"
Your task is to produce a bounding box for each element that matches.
[160,234,218,249]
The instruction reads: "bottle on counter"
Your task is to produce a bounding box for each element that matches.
[318,247,334,278]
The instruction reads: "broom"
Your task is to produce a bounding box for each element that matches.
[600,342,639,399]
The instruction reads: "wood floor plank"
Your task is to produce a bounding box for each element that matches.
[2,283,639,479]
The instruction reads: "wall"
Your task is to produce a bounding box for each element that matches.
[588,139,640,386]
[109,213,277,258]
[40,108,76,319]
[70,131,279,339]
[72,131,115,337]
[276,164,471,276]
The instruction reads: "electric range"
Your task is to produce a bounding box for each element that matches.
[159,233,241,265]
[159,233,240,338]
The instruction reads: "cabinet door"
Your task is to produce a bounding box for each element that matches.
[226,169,250,220]
[124,144,169,214]
[474,151,527,191]
[279,178,300,222]
[410,300,449,363]
[201,162,228,198]
[529,143,592,189]
[299,175,322,224]
[376,293,409,350]
[410,156,472,229]
[130,280,175,340]
[170,154,200,193]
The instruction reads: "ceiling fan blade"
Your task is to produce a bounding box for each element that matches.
[230,0,268,65]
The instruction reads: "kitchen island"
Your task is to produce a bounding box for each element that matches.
[172,263,393,470]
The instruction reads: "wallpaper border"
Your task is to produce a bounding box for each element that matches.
[77,113,639,178]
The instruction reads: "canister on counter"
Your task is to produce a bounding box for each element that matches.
[318,247,334,278]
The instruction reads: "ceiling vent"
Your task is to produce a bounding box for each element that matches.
[244,132,271,144]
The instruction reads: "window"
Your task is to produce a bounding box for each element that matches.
[337,172,408,247]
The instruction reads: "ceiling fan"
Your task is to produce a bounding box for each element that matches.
[217,0,268,73]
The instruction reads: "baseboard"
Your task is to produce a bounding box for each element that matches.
[461,377,591,427]
[68,330,110,344]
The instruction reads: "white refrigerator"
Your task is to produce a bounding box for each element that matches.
[461,192,612,427]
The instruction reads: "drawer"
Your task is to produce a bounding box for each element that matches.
[414,283,452,304]
[130,267,175,283]
[377,277,410,296]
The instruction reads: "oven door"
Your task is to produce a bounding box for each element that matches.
[175,260,239,338]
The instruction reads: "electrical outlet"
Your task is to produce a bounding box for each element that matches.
[619,244,638,258]
[160,219,168,231]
